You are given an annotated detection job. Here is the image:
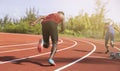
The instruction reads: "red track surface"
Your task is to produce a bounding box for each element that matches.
[0,32,120,71]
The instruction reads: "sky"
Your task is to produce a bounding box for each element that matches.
[0,0,120,24]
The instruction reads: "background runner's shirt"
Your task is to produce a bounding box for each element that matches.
[42,13,63,24]
[106,25,115,34]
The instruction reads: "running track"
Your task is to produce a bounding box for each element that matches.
[0,33,120,71]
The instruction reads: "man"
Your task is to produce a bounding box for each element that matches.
[32,11,65,66]
[103,21,120,54]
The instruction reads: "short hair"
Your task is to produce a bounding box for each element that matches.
[57,11,64,15]
[104,19,113,25]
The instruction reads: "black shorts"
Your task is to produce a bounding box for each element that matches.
[42,21,58,47]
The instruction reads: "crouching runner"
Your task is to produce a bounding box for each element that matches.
[32,11,65,66]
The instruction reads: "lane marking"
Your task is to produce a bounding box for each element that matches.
[89,56,108,59]
[114,46,120,51]
[86,40,120,51]
[0,47,36,54]
[55,40,96,71]
[101,41,120,50]
[0,61,3,64]
[0,35,64,48]
[0,39,77,64]
[0,42,37,48]
[0,33,38,37]
[0,39,63,54]
[0,33,39,48]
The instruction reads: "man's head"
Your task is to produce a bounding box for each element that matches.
[105,22,113,26]
[57,11,65,20]
[57,11,64,15]
[104,19,113,26]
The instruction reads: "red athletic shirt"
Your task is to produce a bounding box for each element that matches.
[42,13,63,24]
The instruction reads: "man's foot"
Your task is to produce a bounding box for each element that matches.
[105,50,109,54]
[37,39,44,53]
[109,52,116,59]
[48,59,56,66]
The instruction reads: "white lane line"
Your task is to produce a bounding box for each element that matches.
[54,40,96,71]
[0,42,37,48]
[0,33,40,48]
[89,56,108,59]
[0,47,36,54]
[0,61,2,63]
[0,33,39,48]
[114,46,120,51]
[0,39,77,64]
[0,33,38,37]
[0,39,63,54]
[87,40,120,51]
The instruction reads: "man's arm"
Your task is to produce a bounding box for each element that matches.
[114,26,120,33]
[103,25,106,38]
[60,15,65,32]
[31,16,45,26]
[60,21,65,32]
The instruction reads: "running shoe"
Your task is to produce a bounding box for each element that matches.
[105,50,109,54]
[48,59,56,66]
[109,52,116,59]
[37,39,44,53]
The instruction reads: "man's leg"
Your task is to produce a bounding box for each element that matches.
[105,33,109,54]
[50,41,58,59]
[37,23,50,53]
[42,33,50,49]
[48,21,58,66]
[42,22,50,48]
[110,33,115,48]
[48,41,57,66]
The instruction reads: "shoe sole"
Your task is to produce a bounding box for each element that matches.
[50,63,56,66]
[48,59,56,66]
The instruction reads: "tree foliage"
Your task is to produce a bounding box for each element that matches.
[0,8,42,34]
[65,0,109,38]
